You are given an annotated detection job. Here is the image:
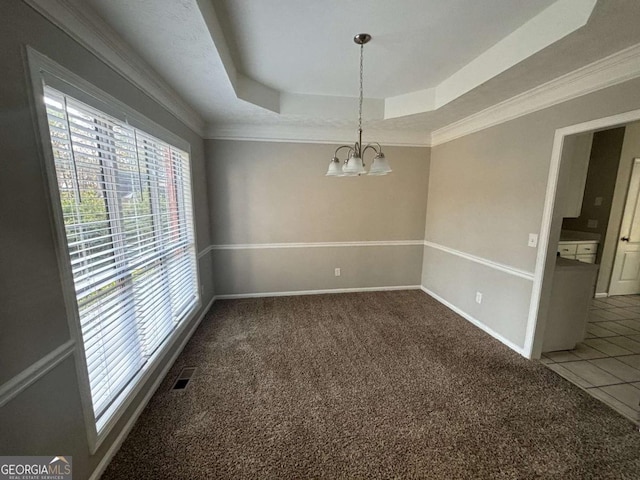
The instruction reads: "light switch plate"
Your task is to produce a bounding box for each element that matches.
[588,219,598,228]
[528,233,538,248]
[594,196,603,206]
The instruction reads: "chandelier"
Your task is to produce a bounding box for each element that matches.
[326,33,392,176]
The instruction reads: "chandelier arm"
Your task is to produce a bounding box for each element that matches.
[333,145,354,158]
[362,144,381,157]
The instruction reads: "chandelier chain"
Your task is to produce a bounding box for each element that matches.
[358,42,364,135]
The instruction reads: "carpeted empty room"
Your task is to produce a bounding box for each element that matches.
[103,291,640,479]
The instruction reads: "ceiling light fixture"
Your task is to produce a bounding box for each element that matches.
[326,33,391,177]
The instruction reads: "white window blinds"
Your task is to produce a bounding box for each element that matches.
[43,86,198,428]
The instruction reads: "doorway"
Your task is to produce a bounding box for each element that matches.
[527,110,640,360]
[527,112,640,424]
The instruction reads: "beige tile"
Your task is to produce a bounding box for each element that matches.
[605,336,640,354]
[588,388,640,423]
[621,306,640,314]
[608,296,640,306]
[590,309,627,321]
[599,384,640,410]
[591,300,610,309]
[561,361,625,387]
[628,334,640,343]
[586,323,617,338]
[608,308,640,319]
[540,356,554,364]
[546,363,593,388]
[571,343,608,360]
[616,319,640,331]
[544,350,582,363]
[616,296,640,306]
[589,358,640,382]
[599,297,637,308]
[583,338,634,356]
[618,355,640,369]
[584,333,596,339]
[601,322,640,335]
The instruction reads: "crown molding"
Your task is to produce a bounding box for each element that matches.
[431,42,640,146]
[23,0,206,136]
[205,123,432,147]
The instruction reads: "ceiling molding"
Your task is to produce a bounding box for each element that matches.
[433,0,596,110]
[195,0,280,113]
[23,0,206,136]
[194,0,595,121]
[205,124,431,147]
[431,42,640,146]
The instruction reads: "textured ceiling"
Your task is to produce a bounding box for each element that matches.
[84,0,640,140]
[211,0,555,98]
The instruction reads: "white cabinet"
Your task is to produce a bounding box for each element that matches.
[557,240,598,264]
[560,132,593,218]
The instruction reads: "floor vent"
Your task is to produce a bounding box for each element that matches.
[172,367,196,390]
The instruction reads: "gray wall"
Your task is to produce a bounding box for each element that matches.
[0,1,214,478]
[563,127,625,264]
[423,76,640,351]
[206,140,430,295]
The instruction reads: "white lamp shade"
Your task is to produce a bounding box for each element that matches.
[326,158,343,176]
[368,153,392,175]
[342,154,366,175]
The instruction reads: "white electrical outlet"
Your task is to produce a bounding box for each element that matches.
[334,268,341,277]
[594,196,603,206]
[528,233,538,248]
[475,292,482,304]
[588,219,598,228]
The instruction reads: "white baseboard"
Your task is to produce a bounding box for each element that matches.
[594,292,608,298]
[89,294,217,480]
[215,285,422,300]
[419,286,526,357]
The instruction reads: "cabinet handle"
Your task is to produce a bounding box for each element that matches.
[622,236,630,242]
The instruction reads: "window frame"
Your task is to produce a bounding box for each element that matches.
[27,47,201,453]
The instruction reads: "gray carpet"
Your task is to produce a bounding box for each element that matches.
[103,290,640,479]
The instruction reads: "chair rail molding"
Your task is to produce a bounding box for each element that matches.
[423,241,535,281]
[0,340,75,408]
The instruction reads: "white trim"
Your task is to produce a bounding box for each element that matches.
[22,0,205,135]
[594,293,609,299]
[27,47,191,152]
[524,108,640,358]
[88,294,216,480]
[423,241,535,281]
[0,340,75,408]
[431,42,640,146]
[420,286,526,356]
[205,124,432,147]
[204,240,423,254]
[215,285,421,300]
[26,46,203,453]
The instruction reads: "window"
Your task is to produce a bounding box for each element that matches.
[42,85,198,432]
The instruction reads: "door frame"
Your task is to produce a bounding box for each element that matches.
[524,108,640,359]
[608,157,640,295]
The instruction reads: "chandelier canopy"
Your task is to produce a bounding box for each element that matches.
[326,33,392,177]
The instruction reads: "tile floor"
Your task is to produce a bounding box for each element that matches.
[541,295,640,425]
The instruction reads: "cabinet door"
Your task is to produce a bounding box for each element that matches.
[558,243,578,257]
[561,132,594,218]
